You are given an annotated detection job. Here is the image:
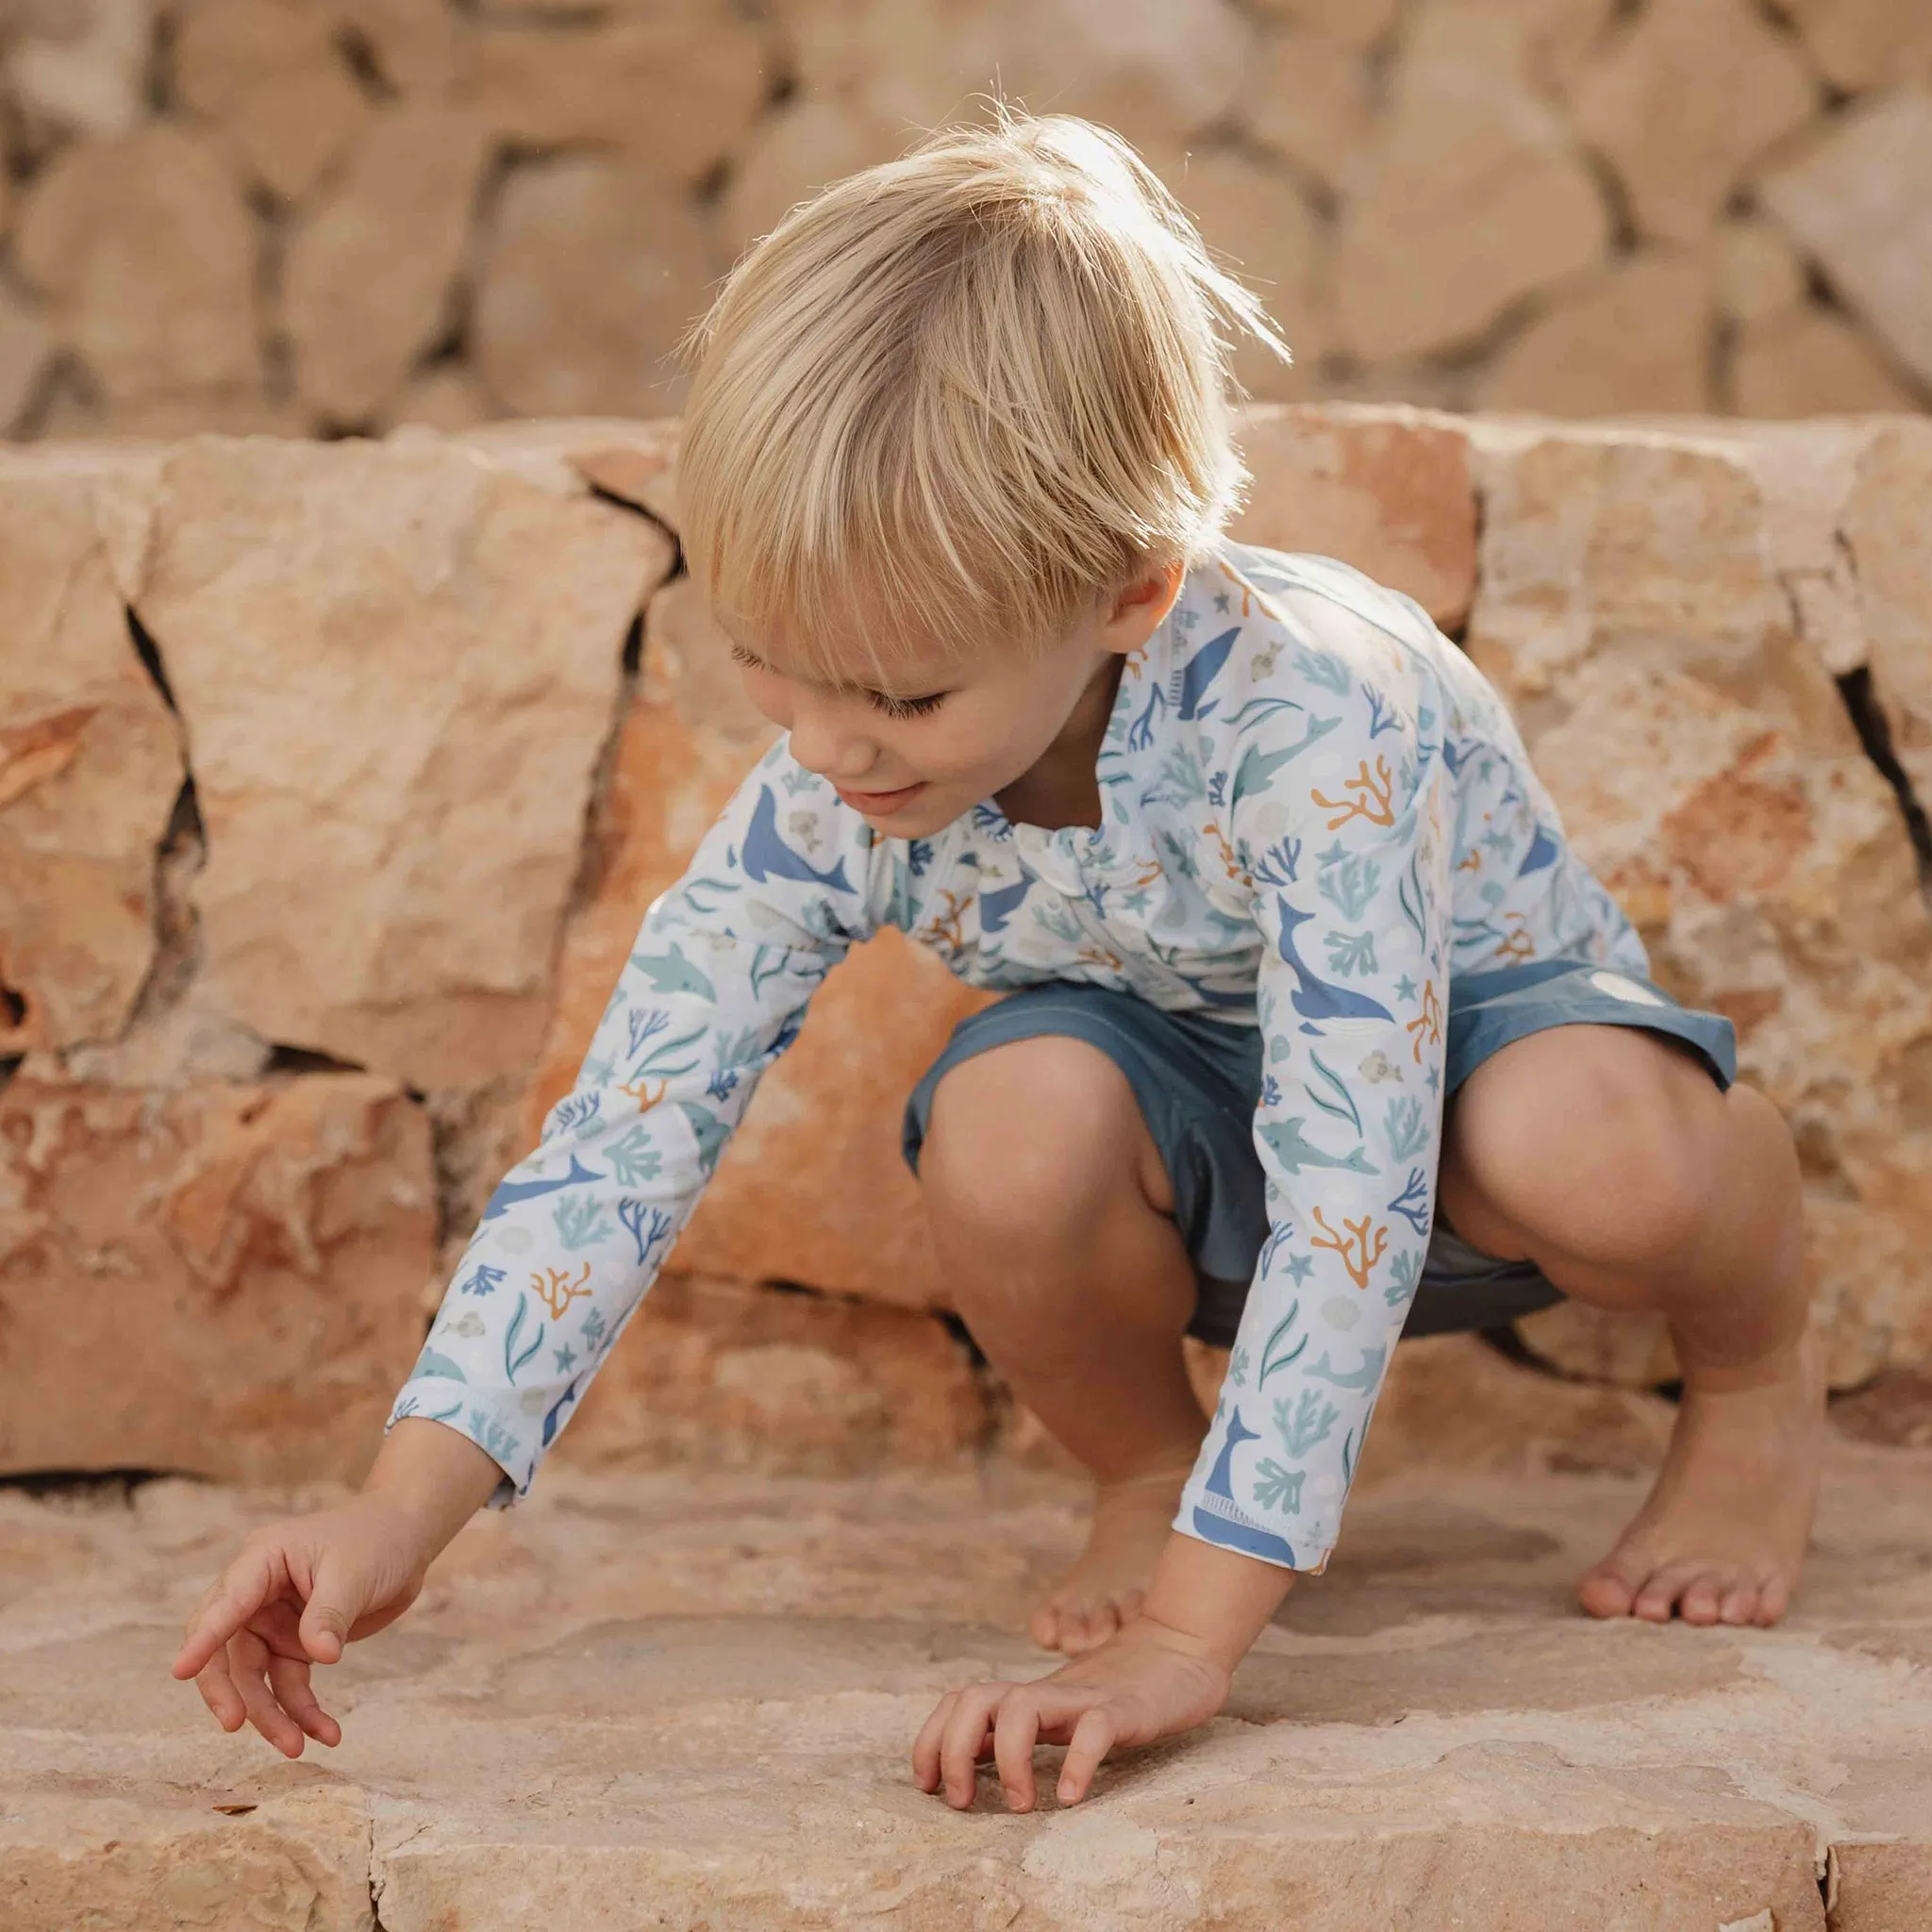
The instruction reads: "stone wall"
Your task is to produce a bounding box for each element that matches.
[0,1,1929,443]
[3,405,1930,1488]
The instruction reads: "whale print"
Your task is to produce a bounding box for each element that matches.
[1191,1407,1301,1566]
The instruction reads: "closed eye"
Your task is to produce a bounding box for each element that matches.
[869,689,948,719]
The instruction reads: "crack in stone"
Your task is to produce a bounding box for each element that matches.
[1836,665,1932,889]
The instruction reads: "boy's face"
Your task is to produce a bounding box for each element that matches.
[722,565,1184,841]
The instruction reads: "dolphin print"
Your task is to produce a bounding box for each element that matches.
[627,942,717,1000]
[1229,715,1341,805]
[1258,1117,1379,1175]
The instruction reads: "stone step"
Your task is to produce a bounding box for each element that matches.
[4,1441,1930,1930]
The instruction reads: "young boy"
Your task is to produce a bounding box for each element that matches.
[174,110,1824,1815]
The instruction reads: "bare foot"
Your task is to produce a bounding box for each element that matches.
[1029,1460,1195,1656]
[1577,1324,1826,1627]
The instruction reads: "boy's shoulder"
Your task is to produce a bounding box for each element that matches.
[1206,539,1443,658]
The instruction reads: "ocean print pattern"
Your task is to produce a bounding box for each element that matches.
[386,540,1648,1574]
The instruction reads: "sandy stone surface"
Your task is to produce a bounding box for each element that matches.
[132,436,673,1089]
[3,1414,1927,1927]
[1466,419,1932,1390]
[0,1072,433,1485]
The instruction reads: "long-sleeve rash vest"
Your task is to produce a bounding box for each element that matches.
[388,541,1646,1573]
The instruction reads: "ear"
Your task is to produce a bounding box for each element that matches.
[1099,558,1187,653]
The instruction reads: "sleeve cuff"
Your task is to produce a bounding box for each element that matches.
[1172,1482,1336,1575]
[384,1377,532,1509]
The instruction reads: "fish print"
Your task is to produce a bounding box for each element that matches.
[386,539,1647,1575]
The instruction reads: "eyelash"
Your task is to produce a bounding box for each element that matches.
[730,644,947,719]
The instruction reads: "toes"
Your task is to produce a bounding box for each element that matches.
[1678,1572,1737,1627]
[1718,1584,1758,1625]
[1754,1571,1793,1627]
[1632,1561,1702,1623]
[1576,1556,1646,1620]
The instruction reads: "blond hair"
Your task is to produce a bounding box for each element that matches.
[674,106,1292,675]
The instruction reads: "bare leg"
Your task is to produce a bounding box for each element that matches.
[1440,1025,1824,1626]
[919,1037,1208,1655]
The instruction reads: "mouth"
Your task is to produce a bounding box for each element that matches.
[835,780,928,818]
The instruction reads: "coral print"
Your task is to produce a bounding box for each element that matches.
[389,541,1647,1574]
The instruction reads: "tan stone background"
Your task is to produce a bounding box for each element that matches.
[4,406,1930,1491]
[0,0,1929,441]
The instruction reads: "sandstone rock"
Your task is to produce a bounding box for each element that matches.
[1761,89,1932,392]
[387,362,497,433]
[173,0,373,203]
[774,0,1254,149]
[466,3,771,187]
[13,125,261,406]
[1714,213,1809,327]
[331,0,462,95]
[1467,423,1932,1387]
[564,419,682,527]
[1768,0,1932,92]
[1331,7,1610,362]
[1732,307,1925,418]
[283,103,490,424]
[0,1073,433,1483]
[473,157,719,421]
[1234,25,1374,197]
[551,1273,987,1475]
[133,436,673,1088]
[1245,0,1396,52]
[1840,418,1932,809]
[32,384,312,441]
[0,280,53,433]
[0,1783,375,1932]
[524,573,992,1309]
[716,97,905,258]
[3,0,151,140]
[1474,252,1714,416]
[1229,403,1478,629]
[1831,1842,1932,1932]
[1162,148,1325,403]
[1572,0,1816,243]
[0,451,181,1055]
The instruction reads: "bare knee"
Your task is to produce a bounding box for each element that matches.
[919,1037,1169,1259]
[1447,1030,1720,1279]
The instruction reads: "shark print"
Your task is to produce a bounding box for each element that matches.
[385,539,1648,1571]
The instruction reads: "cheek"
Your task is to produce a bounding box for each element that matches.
[740,666,792,729]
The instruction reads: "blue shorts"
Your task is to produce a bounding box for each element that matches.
[901,959,1737,1348]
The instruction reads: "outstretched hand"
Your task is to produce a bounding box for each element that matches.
[171,1493,433,1757]
[910,1612,1232,1811]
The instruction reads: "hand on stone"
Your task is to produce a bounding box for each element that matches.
[170,1495,433,1757]
[910,1611,1231,1811]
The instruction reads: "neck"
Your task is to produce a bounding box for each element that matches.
[993,653,1125,832]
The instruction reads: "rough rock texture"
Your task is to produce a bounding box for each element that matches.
[716,96,904,257]
[1570,0,1816,243]
[134,436,673,1088]
[280,103,490,425]
[472,157,720,421]
[0,1073,434,1484]
[3,1415,1929,1926]
[1331,7,1610,364]
[0,447,182,1055]
[1761,88,1932,393]
[1226,404,1477,629]
[11,125,261,406]
[1466,419,1932,1388]
[551,1271,989,1476]
[1733,308,1926,420]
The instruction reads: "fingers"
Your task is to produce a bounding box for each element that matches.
[1055,1707,1119,1806]
[174,1541,284,1681]
[296,1551,358,1665]
[992,1690,1044,1812]
[266,1651,341,1748]
[193,1645,248,1734]
[937,1685,1003,1809]
[229,1629,309,1759]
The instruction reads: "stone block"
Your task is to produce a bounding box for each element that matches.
[1571,0,1817,243]
[13,125,261,405]
[132,435,673,1088]
[716,97,906,258]
[465,1,771,187]
[1467,422,1932,1387]
[1762,88,1932,393]
[1229,403,1478,630]
[1475,252,1714,417]
[550,1273,987,1476]
[1732,308,1924,419]
[0,448,181,1055]
[1769,0,1932,92]
[0,1073,434,1484]
[1233,25,1375,197]
[1332,7,1609,362]
[3,0,151,141]
[173,0,374,203]
[0,280,53,434]
[473,156,719,420]
[283,103,491,424]
[1243,0,1396,53]
[1714,214,1809,327]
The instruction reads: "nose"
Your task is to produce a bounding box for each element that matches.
[786,694,879,785]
